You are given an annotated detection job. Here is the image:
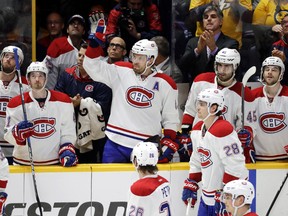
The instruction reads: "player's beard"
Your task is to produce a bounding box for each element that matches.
[2,64,15,74]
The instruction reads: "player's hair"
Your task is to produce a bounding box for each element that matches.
[138,164,158,174]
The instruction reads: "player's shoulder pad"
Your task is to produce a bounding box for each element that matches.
[8,92,32,108]
[193,72,215,83]
[192,121,204,131]
[251,86,264,99]
[230,82,254,102]
[47,37,74,58]
[49,90,71,103]
[154,73,177,90]
[209,120,234,137]
[279,85,288,97]
[131,175,168,196]
[115,61,133,68]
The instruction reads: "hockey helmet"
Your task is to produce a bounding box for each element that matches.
[223,180,255,205]
[215,48,240,73]
[260,56,285,84]
[131,39,158,60]
[197,88,225,114]
[0,46,24,65]
[131,141,158,167]
[26,61,49,79]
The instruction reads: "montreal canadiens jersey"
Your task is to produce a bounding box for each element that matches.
[189,118,248,206]
[126,174,172,216]
[4,90,76,165]
[83,46,180,148]
[0,75,30,158]
[182,73,256,132]
[252,85,288,160]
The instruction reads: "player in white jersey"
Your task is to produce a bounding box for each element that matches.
[222,180,258,216]
[127,141,172,216]
[4,61,78,166]
[0,148,9,215]
[182,88,248,216]
[83,18,180,163]
[0,46,30,164]
[177,48,256,163]
[252,56,288,160]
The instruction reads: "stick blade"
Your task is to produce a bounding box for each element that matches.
[242,66,256,87]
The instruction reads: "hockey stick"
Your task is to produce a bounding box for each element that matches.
[185,198,192,216]
[13,49,43,216]
[266,172,288,216]
[241,66,256,129]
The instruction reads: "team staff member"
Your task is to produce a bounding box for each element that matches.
[0,46,30,164]
[182,88,248,216]
[127,141,172,215]
[4,62,77,166]
[83,17,180,163]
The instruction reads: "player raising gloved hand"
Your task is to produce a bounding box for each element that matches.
[237,126,256,163]
[158,136,179,163]
[88,12,106,47]
[177,129,193,156]
[182,178,199,208]
[59,143,78,167]
[12,120,34,145]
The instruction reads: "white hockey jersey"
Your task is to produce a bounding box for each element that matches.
[182,73,256,132]
[0,148,9,192]
[4,90,76,165]
[252,85,288,160]
[189,118,248,206]
[0,75,30,158]
[126,174,172,216]
[83,47,180,148]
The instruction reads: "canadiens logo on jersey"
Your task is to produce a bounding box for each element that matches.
[85,85,94,92]
[126,86,154,108]
[32,117,56,138]
[0,97,10,118]
[198,147,213,168]
[259,112,287,134]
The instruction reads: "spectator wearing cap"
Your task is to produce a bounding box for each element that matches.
[44,14,86,89]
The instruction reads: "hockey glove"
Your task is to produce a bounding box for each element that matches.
[214,190,229,216]
[177,131,193,156]
[59,143,78,167]
[0,192,7,215]
[12,120,34,145]
[182,178,199,208]
[237,127,256,164]
[158,137,179,163]
[88,12,106,48]
[177,142,190,162]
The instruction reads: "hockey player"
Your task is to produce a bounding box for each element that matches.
[0,148,9,215]
[83,17,180,163]
[177,48,256,163]
[222,179,258,216]
[4,61,78,166]
[252,56,288,160]
[182,88,248,216]
[0,46,30,164]
[127,141,172,216]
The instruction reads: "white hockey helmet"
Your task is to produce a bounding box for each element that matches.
[131,141,158,167]
[223,180,255,205]
[131,39,158,60]
[26,61,49,79]
[215,48,240,73]
[260,56,285,84]
[197,88,225,114]
[0,46,24,65]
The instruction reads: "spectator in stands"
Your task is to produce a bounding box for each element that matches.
[44,14,86,89]
[55,43,112,163]
[0,46,30,165]
[4,62,77,166]
[105,0,162,52]
[150,36,183,83]
[103,36,129,63]
[177,5,239,83]
[36,11,64,61]
[252,56,288,161]
[177,48,256,164]
[272,14,288,85]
